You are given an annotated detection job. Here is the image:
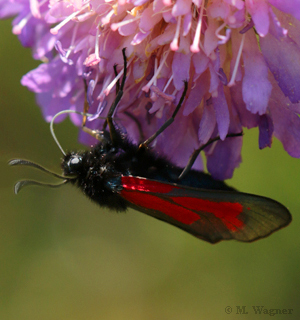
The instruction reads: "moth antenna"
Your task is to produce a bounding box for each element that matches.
[50,110,94,156]
[9,159,68,180]
[14,180,69,194]
[9,159,73,193]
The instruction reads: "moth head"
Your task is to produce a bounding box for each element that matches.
[9,110,95,193]
[62,153,84,177]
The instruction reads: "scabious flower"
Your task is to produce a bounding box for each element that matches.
[1,0,300,180]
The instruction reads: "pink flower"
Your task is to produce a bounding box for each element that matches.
[2,0,300,179]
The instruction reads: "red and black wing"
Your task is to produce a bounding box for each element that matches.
[120,176,291,244]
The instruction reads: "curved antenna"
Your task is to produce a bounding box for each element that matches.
[9,159,74,193]
[50,110,94,156]
[14,179,69,194]
[9,159,67,180]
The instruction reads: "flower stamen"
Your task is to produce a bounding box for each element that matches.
[215,22,232,45]
[13,13,31,34]
[154,57,158,86]
[103,61,132,97]
[170,16,181,51]
[13,0,48,34]
[190,0,205,53]
[97,75,112,101]
[142,50,170,92]
[228,33,245,87]
[50,3,91,35]
[101,9,115,26]
[163,74,174,93]
[111,16,140,31]
[94,24,101,64]
[29,0,41,19]
[65,23,79,59]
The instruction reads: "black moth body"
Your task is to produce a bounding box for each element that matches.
[62,130,235,211]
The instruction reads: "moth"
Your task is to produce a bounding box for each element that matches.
[9,49,291,244]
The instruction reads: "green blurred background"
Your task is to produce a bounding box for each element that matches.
[1,18,299,320]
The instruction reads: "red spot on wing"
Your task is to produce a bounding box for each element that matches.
[172,197,244,231]
[121,176,177,193]
[121,176,244,231]
[121,190,200,224]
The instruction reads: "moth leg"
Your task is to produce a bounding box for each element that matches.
[114,64,120,95]
[81,79,104,141]
[139,81,188,149]
[81,48,127,142]
[178,132,244,180]
[82,79,90,128]
[103,48,128,145]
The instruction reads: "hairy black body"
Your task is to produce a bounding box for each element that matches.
[62,130,235,211]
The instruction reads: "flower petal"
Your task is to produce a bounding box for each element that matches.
[242,31,272,115]
[268,0,300,20]
[206,134,242,180]
[260,32,300,103]
[172,50,191,90]
[270,103,300,158]
[245,0,269,36]
[212,83,230,140]
[258,114,274,149]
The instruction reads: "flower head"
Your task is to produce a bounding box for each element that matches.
[2,0,300,179]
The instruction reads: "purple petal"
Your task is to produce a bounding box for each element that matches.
[0,1,23,18]
[33,31,57,59]
[258,114,274,149]
[172,0,192,17]
[183,71,209,116]
[163,10,176,24]
[198,102,216,144]
[260,32,300,103]
[44,2,74,24]
[21,58,77,98]
[153,0,165,13]
[36,92,70,122]
[139,3,162,33]
[192,51,209,75]
[277,12,300,47]
[230,82,260,129]
[203,17,219,56]
[183,12,192,36]
[148,97,165,113]
[242,31,272,115]
[156,109,203,171]
[212,83,230,140]
[270,102,300,158]
[131,30,150,45]
[172,51,191,90]
[133,0,149,5]
[117,16,139,36]
[208,63,219,95]
[246,0,269,36]
[268,0,300,20]
[206,135,243,180]
[207,0,229,20]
